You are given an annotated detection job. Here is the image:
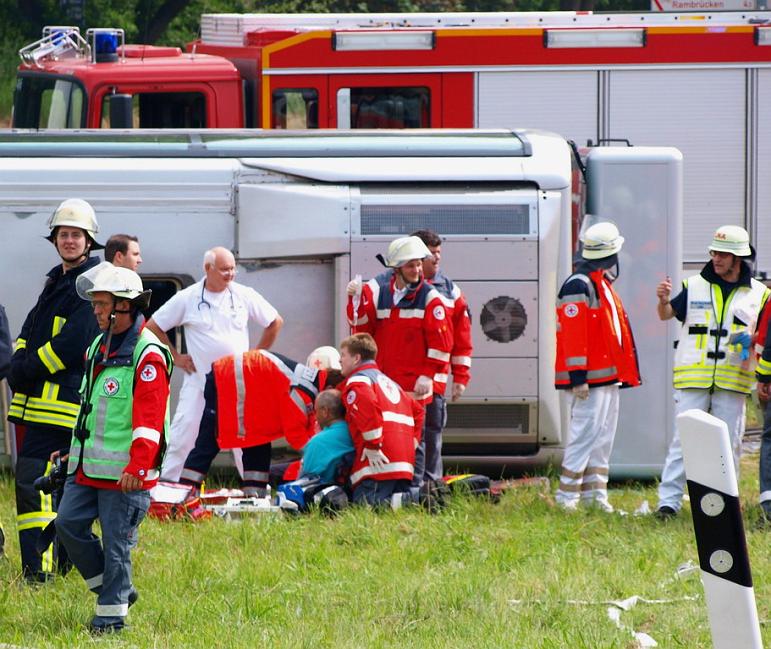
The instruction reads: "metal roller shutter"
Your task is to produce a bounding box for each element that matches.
[608,69,746,263]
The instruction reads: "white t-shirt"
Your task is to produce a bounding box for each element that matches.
[151,279,278,378]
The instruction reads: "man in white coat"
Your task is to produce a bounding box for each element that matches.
[146,247,282,482]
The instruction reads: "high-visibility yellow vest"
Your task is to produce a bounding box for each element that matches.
[673,274,769,394]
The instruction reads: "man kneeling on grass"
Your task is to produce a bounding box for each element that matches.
[340,333,425,508]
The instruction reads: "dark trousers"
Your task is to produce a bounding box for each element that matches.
[15,424,70,581]
[352,479,413,508]
[411,394,446,487]
[760,400,771,512]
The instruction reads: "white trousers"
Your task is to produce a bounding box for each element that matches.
[555,384,620,506]
[657,388,746,512]
[160,374,244,482]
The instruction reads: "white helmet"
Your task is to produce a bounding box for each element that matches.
[306,346,342,371]
[77,263,151,309]
[47,198,104,249]
[381,236,432,268]
[709,225,752,257]
[580,222,624,260]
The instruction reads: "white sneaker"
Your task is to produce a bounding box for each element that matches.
[557,499,579,511]
[592,499,614,513]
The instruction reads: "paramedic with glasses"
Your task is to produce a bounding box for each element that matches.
[146,247,283,482]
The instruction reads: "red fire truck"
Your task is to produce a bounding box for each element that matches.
[11,11,771,269]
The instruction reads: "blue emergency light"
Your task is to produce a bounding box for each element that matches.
[94,31,119,62]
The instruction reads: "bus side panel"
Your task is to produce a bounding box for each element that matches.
[586,147,683,479]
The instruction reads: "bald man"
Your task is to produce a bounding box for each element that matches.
[147,247,283,481]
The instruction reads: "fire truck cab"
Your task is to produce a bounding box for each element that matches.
[13,27,243,130]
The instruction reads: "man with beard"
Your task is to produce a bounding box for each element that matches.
[655,225,769,519]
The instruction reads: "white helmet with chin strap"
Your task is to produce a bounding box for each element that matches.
[77,263,152,311]
[47,198,104,250]
[377,236,432,268]
[580,222,624,260]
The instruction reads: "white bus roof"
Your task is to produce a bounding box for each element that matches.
[0,128,571,188]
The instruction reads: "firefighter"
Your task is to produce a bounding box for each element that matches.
[55,264,171,633]
[7,199,103,582]
[346,235,453,410]
[340,333,425,508]
[410,229,473,488]
[0,302,10,556]
[554,222,641,512]
[656,225,770,519]
[179,347,344,497]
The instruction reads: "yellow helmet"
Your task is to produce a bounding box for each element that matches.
[47,198,104,250]
[709,225,752,257]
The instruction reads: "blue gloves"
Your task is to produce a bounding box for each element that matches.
[731,332,752,361]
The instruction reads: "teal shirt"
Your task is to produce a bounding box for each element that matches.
[300,420,355,483]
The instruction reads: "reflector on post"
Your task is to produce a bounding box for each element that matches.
[333,31,435,51]
[544,28,646,49]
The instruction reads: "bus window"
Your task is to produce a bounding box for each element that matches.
[271,89,319,129]
[351,87,430,128]
[101,92,206,128]
[142,277,185,351]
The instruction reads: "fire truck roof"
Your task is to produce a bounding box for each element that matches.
[18,51,240,84]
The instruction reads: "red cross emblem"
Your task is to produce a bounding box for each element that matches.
[103,377,120,396]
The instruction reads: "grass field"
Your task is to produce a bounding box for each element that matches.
[0,454,769,648]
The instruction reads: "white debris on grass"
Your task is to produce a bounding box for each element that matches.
[509,562,701,648]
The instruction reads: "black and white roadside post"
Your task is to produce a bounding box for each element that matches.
[678,408,762,649]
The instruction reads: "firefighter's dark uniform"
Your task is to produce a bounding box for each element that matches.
[8,257,100,581]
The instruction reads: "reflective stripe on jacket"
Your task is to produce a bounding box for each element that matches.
[9,258,101,431]
[346,270,453,399]
[430,270,473,389]
[343,362,425,488]
[554,269,641,389]
[674,274,769,394]
[69,327,172,481]
[214,350,323,450]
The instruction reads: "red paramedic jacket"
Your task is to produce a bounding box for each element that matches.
[213,349,325,450]
[554,268,641,389]
[429,270,473,389]
[343,361,425,488]
[347,270,453,401]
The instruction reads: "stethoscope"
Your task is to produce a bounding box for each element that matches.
[197,280,235,314]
